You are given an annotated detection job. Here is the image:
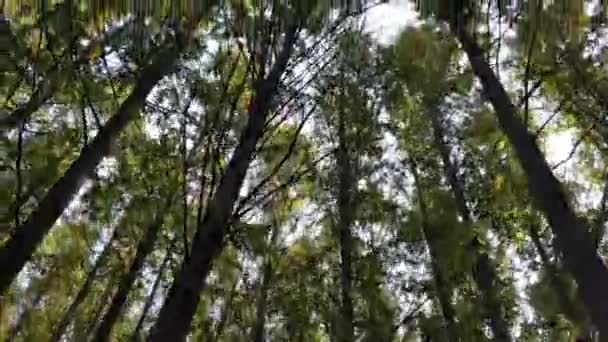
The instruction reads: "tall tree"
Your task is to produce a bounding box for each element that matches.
[50,223,121,342]
[335,88,356,342]
[92,196,172,342]
[147,8,302,340]
[409,159,460,341]
[0,38,187,293]
[388,25,512,340]
[409,1,608,335]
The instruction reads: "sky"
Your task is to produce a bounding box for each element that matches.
[363,0,418,44]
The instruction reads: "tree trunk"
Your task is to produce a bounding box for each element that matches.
[409,159,459,342]
[251,259,272,342]
[147,25,298,342]
[92,199,170,342]
[51,225,120,342]
[213,280,239,342]
[427,105,512,341]
[251,224,279,342]
[455,25,608,337]
[83,279,116,340]
[131,245,173,341]
[0,46,180,295]
[529,225,592,337]
[336,109,355,342]
[4,290,42,342]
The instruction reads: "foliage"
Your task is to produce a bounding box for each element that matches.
[1,1,607,341]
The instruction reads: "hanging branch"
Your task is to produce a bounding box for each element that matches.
[178,89,195,262]
[14,120,24,227]
[78,68,103,129]
[79,92,89,148]
[522,0,543,126]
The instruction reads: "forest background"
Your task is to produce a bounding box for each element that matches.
[1,0,607,341]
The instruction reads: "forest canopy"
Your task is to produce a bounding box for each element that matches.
[1,0,607,341]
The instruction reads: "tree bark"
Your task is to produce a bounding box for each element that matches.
[336,108,355,342]
[130,245,173,341]
[92,198,170,342]
[51,225,120,342]
[409,159,460,342]
[0,45,180,295]
[427,104,511,341]
[455,25,608,337]
[147,25,298,342]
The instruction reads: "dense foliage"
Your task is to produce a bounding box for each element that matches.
[1,0,607,341]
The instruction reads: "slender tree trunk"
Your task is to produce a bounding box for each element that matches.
[4,290,42,342]
[213,280,239,342]
[251,224,279,342]
[51,226,120,342]
[529,225,589,329]
[409,160,459,342]
[454,25,608,337]
[147,25,298,342]
[336,109,355,342]
[131,246,173,341]
[83,277,118,340]
[0,46,181,295]
[251,259,272,342]
[427,105,511,341]
[92,198,170,342]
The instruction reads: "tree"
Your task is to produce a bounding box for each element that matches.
[408,1,608,336]
[147,5,304,340]
[0,21,199,293]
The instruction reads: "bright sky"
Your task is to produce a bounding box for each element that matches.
[363,0,418,44]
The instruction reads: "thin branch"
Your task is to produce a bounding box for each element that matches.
[534,99,567,138]
[252,103,317,197]
[391,297,430,339]
[523,0,542,126]
[235,150,333,220]
[178,90,195,262]
[550,128,592,170]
